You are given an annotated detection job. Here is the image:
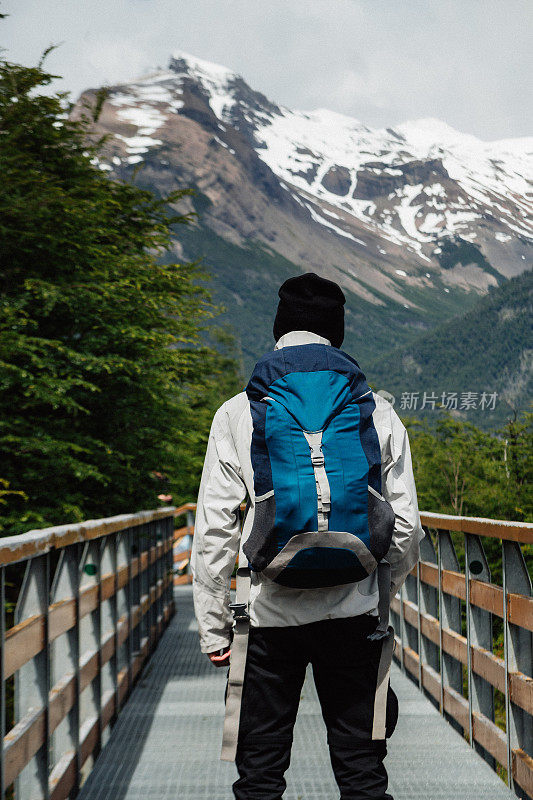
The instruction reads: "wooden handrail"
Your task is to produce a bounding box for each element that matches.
[0,507,175,566]
[419,511,532,544]
[173,503,197,517]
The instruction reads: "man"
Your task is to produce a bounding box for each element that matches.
[191,273,424,800]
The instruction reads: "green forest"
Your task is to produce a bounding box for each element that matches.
[0,52,531,539]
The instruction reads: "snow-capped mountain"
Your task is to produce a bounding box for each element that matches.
[161,53,532,268]
[84,52,531,278]
[72,51,532,366]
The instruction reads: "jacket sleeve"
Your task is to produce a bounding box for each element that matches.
[381,405,425,594]
[190,404,247,654]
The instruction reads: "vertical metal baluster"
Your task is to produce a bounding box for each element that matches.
[127,528,134,698]
[144,523,149,651]
[168,515,175,616]
[74,543,81,795]
[163,517,168,617]
[171,514,176,612]
[162,518,167,618]
[139,524,146,650]
[44,554,51,800]
[465,533,474,748]
[437,532,444,715]
[79,537,101,775]
[95,540,103,758]
[143,523,149,652]
[465,533,494,768]
[1,566,5,799]
[150,521,156,650]
[15,553,52,800]
[157,520,162,634]
[50,543,81,798]
[115,530,128,712]
[439,530,463,735]
[153,521,158,639]
[502,538,532,796]
[419,533,439,704]
[502,539,512,789]
[157,520,163,634]
[148,522,153,647]
[112,533,119,724]
[147,522,153,649]
[163,517,168,622]
[132,527,141,659]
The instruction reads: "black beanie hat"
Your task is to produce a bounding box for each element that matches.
[273,272,346,348]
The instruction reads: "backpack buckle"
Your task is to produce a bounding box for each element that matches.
[229,602,250,622]
[309,443,324,466]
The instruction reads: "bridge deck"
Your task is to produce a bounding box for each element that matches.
[78,587,513,800]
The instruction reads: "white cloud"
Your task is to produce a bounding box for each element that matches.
[2,0,532,139]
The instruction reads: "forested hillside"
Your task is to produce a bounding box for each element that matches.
[367,270,533,429]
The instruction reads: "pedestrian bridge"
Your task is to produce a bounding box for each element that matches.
[1,506,531,800]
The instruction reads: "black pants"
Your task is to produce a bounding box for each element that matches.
[232,615,398,800]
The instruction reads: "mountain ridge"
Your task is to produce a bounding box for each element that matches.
[71,51,532,407]
[76,51,532,294]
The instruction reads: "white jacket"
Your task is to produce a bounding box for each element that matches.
[191,331,425,654]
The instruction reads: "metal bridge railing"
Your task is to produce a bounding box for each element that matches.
[391,513,532,800]
[0,507,176,800]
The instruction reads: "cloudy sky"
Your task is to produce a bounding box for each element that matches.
[3,0,532,140]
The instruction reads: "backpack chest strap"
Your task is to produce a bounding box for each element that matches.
[303,431,331,532]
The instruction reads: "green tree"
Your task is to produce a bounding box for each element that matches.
[0,51,240,535]
[405,409,532,588]
[406,411,532,522]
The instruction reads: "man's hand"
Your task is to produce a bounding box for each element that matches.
[208,646,231,668]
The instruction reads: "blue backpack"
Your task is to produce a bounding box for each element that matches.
[243,343,395,635]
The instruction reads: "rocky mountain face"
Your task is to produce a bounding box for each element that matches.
[72,51,532,379]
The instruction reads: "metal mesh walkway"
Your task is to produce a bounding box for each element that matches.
[78,586,514,800]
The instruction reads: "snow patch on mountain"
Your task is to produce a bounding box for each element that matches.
[170,50,238,120]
